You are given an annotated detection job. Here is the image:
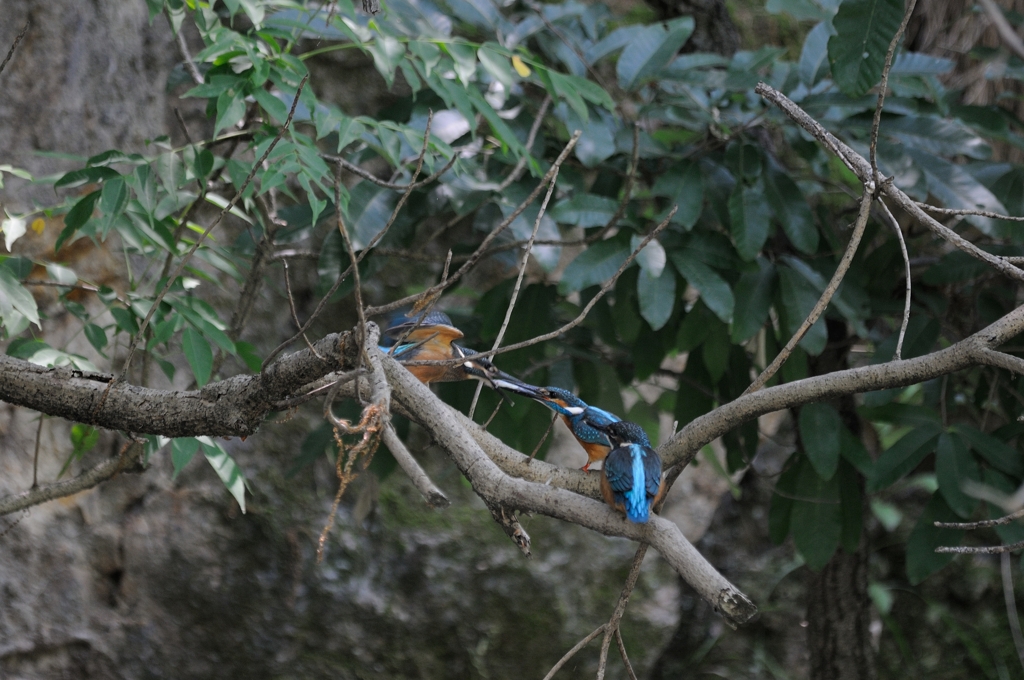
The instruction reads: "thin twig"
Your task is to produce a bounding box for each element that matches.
[916,203,1024,222]
[935,507,1024,529]
[878,200,912,359]
[381,415,449,508]
[0,21,29,78]
[744,188,873,394]
[468,166,559,419]
[323,148,457,190]
[497,95,552,191]
[869,0,918,182]
[119,74,310,382]
[529,411,559,460]
[614,628,638,680]
[597,544,649,680]
[542,625,607,680]
[283,260,320,356]
[935,541,1024,554]
[1002,552,1024,675]
[364,131,583,318]
[399,206,675,369]
[334,169,368,365]
[0,442,145,517]
[979,0,1024,62]
[262,112,439,370]
[756,83,1024,283]
[168,11,203,86]
[31,416,43,489]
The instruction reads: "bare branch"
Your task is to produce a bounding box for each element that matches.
[745,188,873,394]
[542,625,606,680]
[403,206,676,369]
[485,502,532,557]
[322,145,458,190]
[756,83,1024,283]
[869,0,918,181]
[0,441,145,517]
[916,203,1024,222]
[878,200,912,359]
[469,165,559,418]
[1002,552,1024,675]
[935,541,1024,554]
[935,506,1024,529]
[167,11,203,86]
[378,341,757,626]
[497,95,552,191]
[598,545,648,680]
[0,21,28,78]
[979,0,1024,62]
[660,303,1024,470]
[365,130,583,318]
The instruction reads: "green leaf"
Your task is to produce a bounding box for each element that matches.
[769,453,800,544]
[906,493,961,585]
[56,190,101,251]
[651,160,703,230]
[54,166,120,189]
[193,149,214,179]
[868,424,942,492]
[182,327,213,387]
[201,439,247,513]
[617,18,695,90]
[464,86,528,158]
[790,455,841,571]
[800,403,842,480]
[59,423,101,478]
[828,0,904,97]
[777,264,827,355]
[214,89,246,135]
[906,148,1009,234]
[563,74,616,112]
[559,238,629,294]
[637,267,676,331]
[840,427,874,476]
[549,70,590,122]
[551,194,619,227]
[799,21,837,86]
[952,424,1024,477]
[477,43,514,88]
[84,323,108,353]
[0,266,40,329]
[731,259,777,343]
[236,341,262,372]
[935,433,980,518]
[251,87,289,124]
[838,458,862,553]
[669,251,734,324]
[764,168,818,254]
[728,180,771,261]
[288,422,335,478]
[172,437,201,480]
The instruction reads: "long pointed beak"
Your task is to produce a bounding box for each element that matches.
[490,373,544,399]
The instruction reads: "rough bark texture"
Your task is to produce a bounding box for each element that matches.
[647,0,740,56]
[807,545,876,680]
[803,320,876,680]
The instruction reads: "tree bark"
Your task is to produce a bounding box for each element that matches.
[807,545,876,680]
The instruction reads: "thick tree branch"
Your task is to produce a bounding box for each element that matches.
[376,339,757,626]
[0,333,357,439]
[660,303,1024,470]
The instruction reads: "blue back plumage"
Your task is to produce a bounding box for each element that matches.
[601,422,663,524]
[534,387,621,446]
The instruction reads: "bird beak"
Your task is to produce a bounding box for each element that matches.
[490,372,544,399]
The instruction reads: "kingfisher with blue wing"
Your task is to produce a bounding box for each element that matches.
[589,420,665,524]
[488,382,621,472]
[381,310,530,396]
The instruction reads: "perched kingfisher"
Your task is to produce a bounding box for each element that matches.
[488,383,620,471]
[591,420,664,524]
[381,311,529,394]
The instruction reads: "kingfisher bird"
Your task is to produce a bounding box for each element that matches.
[381,311,529,394]
[590,420,664,524]
[488,383,620,471]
